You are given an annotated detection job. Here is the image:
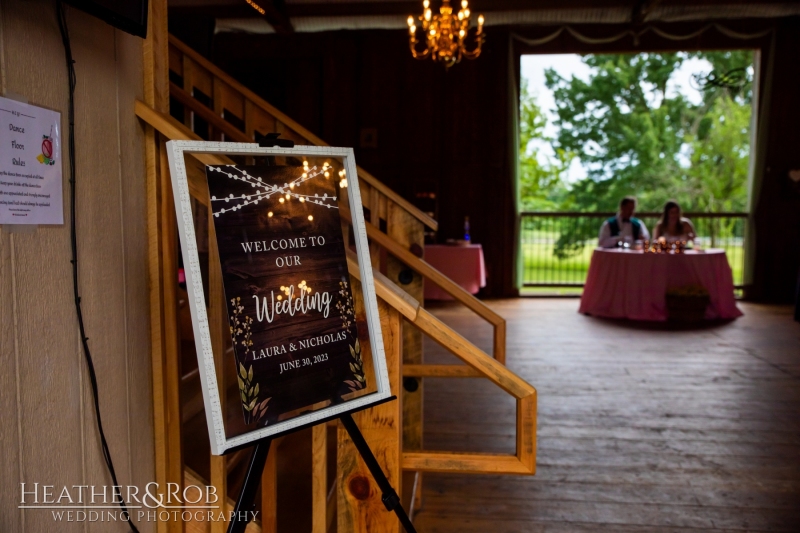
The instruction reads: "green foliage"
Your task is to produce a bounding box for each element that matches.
[518,80,571,211]
[518,50,754,257]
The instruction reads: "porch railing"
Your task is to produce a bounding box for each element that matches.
[520,212,748,289]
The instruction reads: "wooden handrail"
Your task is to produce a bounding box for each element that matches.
[137,99,508,367]
[341,205,506,364]
[170,81,251,143]
[346,254,536,475]
[168,34,438,232]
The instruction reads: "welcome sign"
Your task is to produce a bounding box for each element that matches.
[206,163,365,428]
[167,142,391,454]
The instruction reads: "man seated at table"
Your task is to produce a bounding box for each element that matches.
[598,196,650,248]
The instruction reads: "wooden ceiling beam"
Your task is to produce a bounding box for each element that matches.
[631,0,663,25]
[285,0,629,18]
[170,0,797,21]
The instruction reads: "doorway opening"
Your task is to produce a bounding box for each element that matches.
[518,51,756,295]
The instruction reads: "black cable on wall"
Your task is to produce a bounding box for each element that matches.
[56,2,140,531]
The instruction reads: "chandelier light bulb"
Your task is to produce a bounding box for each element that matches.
[462,0,468,8]
[408,15,414,26]
[423,0,429,8]
[425,9,431,20]
[464,8,470,17]
[478,14,484,25]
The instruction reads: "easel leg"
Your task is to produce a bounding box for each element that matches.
[227,438,272,533]
[340,413,417,533]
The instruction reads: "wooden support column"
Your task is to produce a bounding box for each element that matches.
[337,296,402,533]
[311,424,327,533]
[144,1,182,532]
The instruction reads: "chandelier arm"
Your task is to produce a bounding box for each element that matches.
[460,33,484,59]
[409,40,432,60]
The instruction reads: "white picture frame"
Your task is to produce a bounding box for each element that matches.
[166,140,392,454]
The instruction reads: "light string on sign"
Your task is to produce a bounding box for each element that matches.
[209,161,339,218]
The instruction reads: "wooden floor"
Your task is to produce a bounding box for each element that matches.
[414,299,800,532]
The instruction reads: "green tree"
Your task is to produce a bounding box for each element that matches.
[532,50,753,257]
[518,80,570,211]
[545,52,694,212]
[684,50,753,213]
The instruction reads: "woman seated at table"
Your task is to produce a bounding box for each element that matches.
[653,200,696,242]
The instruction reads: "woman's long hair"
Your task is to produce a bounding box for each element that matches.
[658,200,683,236]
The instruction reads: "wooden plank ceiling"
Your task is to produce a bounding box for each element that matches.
[168,0,800,34]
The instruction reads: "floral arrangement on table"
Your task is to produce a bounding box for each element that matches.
[643,239,690,254]
[665,285,710,321]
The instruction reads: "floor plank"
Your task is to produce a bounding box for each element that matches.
[414,299,800,532]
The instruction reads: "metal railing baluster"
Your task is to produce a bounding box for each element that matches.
[520,212,748,291]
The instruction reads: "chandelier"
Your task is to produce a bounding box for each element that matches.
[407,0,485,68]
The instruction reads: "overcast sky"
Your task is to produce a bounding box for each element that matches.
[520,53,714,183]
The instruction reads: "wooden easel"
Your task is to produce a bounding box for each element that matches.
[226,398,416,533]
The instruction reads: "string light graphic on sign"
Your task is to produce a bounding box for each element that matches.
[209,161,339,217]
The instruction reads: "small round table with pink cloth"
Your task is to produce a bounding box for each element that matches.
[579,248,742,321]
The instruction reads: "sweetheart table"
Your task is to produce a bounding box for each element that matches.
[579,248,742,321]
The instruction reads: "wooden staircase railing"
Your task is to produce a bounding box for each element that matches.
[346,256,536,474]
[340,205,506,364]
[139,100,506,359]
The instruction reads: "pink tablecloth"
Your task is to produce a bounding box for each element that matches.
[424,244,486,301]
[579,248,742,321]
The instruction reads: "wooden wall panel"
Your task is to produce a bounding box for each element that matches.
[0,218,21,531]
[0,1,153,532]
[70,14,139,533]
[750,17,800,302]
[115,25,156,511]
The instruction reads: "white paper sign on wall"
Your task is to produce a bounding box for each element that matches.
[0,96,62,225]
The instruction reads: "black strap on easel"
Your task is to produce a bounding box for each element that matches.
[339,413,417,533]
[226,412,416,533]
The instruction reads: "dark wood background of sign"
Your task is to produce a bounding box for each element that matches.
[206,164,364,437]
